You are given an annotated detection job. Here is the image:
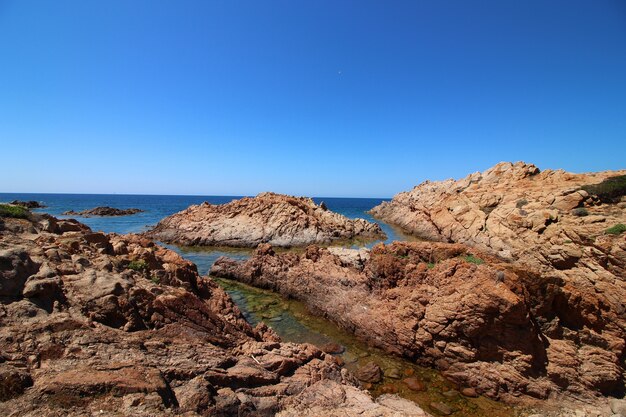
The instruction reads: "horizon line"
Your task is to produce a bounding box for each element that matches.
[0,191,393,200]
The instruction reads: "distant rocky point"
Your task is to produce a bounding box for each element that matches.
[9,200,46,209]
[63,206,144,217]
[146,192,386,248]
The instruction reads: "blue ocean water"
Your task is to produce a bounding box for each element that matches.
[0,192,402,243]
[1,192,406,276]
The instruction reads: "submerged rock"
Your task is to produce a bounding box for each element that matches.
[0,214,427,416]
[146,192,386,248]
[63,206,144,216]
[354,362,383,383]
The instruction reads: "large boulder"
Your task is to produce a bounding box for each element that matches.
[146,192,386,247]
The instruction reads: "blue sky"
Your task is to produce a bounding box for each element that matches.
[0,1,625,197]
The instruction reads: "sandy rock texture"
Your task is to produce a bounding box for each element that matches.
[211,239,625,407]
[146,192,385,247]
[0,213,426,416]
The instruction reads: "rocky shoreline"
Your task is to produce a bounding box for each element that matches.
[210,241,623,410]
[209,162,626,415]
[62,206,144,217]
[0,212,428,416]
[146,192,385,248]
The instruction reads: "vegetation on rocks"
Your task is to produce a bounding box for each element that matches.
[463,254,484,265]
[127,259,148,272]
[581,174,626,203]
[0,204,30,219]
[605,223,626,235]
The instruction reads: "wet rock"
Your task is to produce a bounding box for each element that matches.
[403,377,426,392]
[146,192,385,247]
[380,383,398,394]
[386,367,402,379]
[354,361,383,383]
[460,387,478,397]
[430,401,454,415]
[319,342,344,354]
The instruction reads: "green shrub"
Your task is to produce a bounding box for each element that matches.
[572,207,588,217]
[0,204,30,219]
[427,262,435,269]
[127,260,148,272]
[581,175,626,203]
[605,224,626,235]
[151,274,161,284]
[464,254,484,265]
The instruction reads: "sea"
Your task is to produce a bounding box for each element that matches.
[0,193,402,275]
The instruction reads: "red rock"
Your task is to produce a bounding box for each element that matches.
[146,192,385,247]
[0,214,427,417]
[403,377,426,392]
[461,387,478,397]
[354,361,383,383]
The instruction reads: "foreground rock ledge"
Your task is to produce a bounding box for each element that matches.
[146,192,386,248]
[0,213,427,416]
[210,241,625,408]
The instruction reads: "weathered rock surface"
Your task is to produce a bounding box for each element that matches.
[211,240,625,405]
[0,214,426,416]
[146,192,386,247]
[369,162,626,398]
[63,206,144,217]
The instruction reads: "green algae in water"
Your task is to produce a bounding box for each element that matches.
[215,277,519,417]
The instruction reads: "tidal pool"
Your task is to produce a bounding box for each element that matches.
[169,243,529,416]
[215,276,523,417]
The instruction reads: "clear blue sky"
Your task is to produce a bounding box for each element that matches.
[1,1,625,197]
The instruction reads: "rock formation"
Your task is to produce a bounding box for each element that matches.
[9,200,46,209]
[210,239,625,407]
[146,192,385,248]
[0,213,427,416]
[63,206,144,216]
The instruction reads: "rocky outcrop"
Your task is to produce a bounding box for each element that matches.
[146,192,385,248]
[210,240,625,406]
[0,214,426,416]
[369,162,625,260]
[369,162,626,397]
[9,201,46,209]
[63,206,144,216]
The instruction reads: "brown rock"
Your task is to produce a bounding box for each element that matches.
[354,362,383,383]
[63,206,143,217]
[146,192,386,247]
[0,213,427,417]
[319,342,345,354]
[403,377,426,392]
[430,401,454,415]
[210,235,626,405]
[460,387,478,397]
